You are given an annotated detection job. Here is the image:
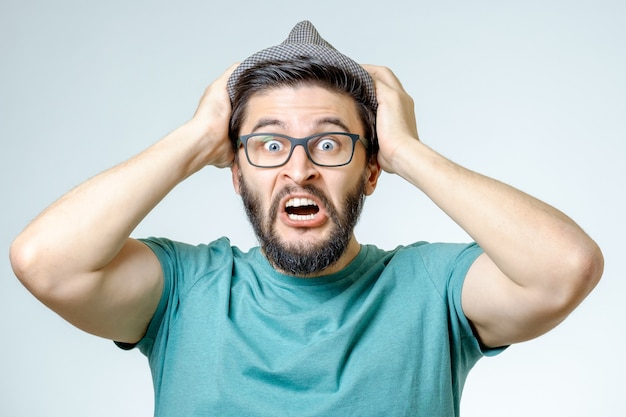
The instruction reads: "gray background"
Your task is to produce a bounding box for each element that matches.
[1,0,624,415]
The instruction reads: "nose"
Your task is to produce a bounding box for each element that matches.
[281,144,319,184]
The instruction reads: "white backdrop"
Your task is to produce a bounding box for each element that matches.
[1,0,624,416]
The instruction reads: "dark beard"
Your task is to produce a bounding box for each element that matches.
[239,174,367,276]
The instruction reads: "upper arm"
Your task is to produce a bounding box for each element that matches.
[34,238,163,344]
[461,253,569,348]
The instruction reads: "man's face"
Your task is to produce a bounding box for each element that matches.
[231,85,380,276]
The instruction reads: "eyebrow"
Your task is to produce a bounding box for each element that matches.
[316,117,351,133]
[250,118,285,132]
[250,117,351,134]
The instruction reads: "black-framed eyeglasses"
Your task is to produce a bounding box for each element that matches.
[238,132,369,168]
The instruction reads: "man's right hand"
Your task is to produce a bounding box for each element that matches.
[186,63,239,169]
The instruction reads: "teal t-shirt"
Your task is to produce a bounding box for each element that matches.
[134,237,498,416]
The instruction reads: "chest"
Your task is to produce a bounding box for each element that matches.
[152,272,457,416]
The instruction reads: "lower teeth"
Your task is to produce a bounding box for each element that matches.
[288,214,315,221]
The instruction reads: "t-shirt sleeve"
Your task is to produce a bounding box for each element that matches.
[114,237,235,356]
[113,237,175,354]
[446,243,507,356]
[416,242,506,357]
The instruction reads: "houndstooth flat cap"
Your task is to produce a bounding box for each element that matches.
[226,20,377,110]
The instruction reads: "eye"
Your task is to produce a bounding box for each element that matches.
[263,139,284,153]
[316,138,339,152]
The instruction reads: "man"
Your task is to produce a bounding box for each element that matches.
[10,21,603,416]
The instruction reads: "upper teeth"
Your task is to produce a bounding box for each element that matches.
[286,198,317,208]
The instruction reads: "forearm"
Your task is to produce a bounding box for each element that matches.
[393,138,601,291]
[12,121,213,279]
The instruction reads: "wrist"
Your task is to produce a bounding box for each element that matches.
[389,139,444,187]
[380,134,422,174]
[179,119,233,171]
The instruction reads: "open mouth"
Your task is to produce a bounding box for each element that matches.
[285,198,320,221]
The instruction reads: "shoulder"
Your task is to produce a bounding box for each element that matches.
[369,241,483,294]
[140,236,239,264]
[138,236,252,288]
[381,241,482,272]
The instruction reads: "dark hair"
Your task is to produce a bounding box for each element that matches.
[228,57,378,158]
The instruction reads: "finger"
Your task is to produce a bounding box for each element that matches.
[217,62,241,85]
[206,62,241,95]
[195,63,241,117]
[200,62,240,95]
[362,64,394,82]
[362,64,406,92]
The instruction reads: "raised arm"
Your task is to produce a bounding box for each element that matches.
[363,64,604,348]
[9,64,237,344]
